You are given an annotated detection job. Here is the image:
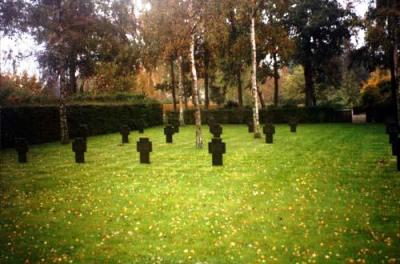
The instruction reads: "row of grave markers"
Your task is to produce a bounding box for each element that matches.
[385,118,400,171]
[14,118,298,166]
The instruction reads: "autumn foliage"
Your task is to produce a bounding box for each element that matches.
[360,69,392,107]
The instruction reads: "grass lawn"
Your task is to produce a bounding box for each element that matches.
[1,124,399,263]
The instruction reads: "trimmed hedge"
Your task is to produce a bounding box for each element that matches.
[1,103,162,149]
[182,107,352,124]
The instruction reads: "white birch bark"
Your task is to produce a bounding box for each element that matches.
[59,70,69,144]
[251,7,261,138]
[190,32,203,148]
[177,56,185,126]
[189,0,203,148]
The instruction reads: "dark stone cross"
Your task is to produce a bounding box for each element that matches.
[137,138,152,164]
[164,125,175,143]
[393,137,400,171]
[120,125,130,144]
[387,123,399,144]
[72,137,86,163]
[77,124,89,143]
[385,117,397,133]
[169,118,180,133]
[207,116,216,127]
[289,119,298,133]
[263,123,276,144]
[392,137,399,156]
[15,138,28,163]
[247,119,254,133]
[209,123,223,138]
[208,138,226,166]
[134,119,145,134]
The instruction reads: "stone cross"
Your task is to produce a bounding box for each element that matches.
[209,123,223,138]
[134,119,145,134]
[387,123,399,144]
[207,116,216,127]
[208,138,226,166]
[392,137,399,156]
[289,118,298,133]
[393,137,400,171]
[72,137,86,163]
[137,138,152,164]
[77,124,89,143]
[169,118,180,133]
[15,138,28,163]
[120,125,130,144]
[263,123,276,144]
[164,125,175,143]
[247,119,254,133]
[385,118,397,134]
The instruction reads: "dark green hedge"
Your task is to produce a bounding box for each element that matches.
[182,107,352,124]
[1,103,162,149]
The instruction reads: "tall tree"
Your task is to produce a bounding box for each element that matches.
[214,2,251,108]
[250,0,262,137]
[365,0,400,122]
[287,0,355,107]
[188,0,203,148]
[258,0,293,107]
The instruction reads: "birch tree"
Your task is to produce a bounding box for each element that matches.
[188,0,203,148]
[251,0,262,138]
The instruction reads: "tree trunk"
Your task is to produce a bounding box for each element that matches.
[190,31,203,148]
[390,38,399,123]
[257,85,266,109]
[237,71,243,107]
[396,29,400,126]
[68,60,77,94]
[79,79,85,94]
[170,58,177,112]
[389,16,400,125]
[59,70,69,144]
[177,56,185,125]
[304,57,316,107]
[204,55,210,110]
[272,52,280,107]
[251,10,261,138]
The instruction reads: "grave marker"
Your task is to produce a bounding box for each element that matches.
[134,119,145,134]
[289,118,298,133]
[385,117,397,134]
[387,124,399,144]
[72,137,86,163]
[77,124,89,142]
[208,138,226,166]
[169,117,180,133]
[207,116,216,127]
[247,119,254,133]
[209,123,222,138]
[15,138,28,163]
[392,137,399,156]
[394,137,400,171]
[137,138,152,164]
[263,123,275,144]
[120,125,130,144]
[164,125,175,143]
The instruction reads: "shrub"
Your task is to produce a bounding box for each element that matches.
[182,107,352,125]
[1,103,162,149]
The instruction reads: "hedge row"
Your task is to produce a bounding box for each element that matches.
[182,107,352,124]
[1,103,163,149]
[365,105,395,123]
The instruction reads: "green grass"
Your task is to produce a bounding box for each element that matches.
[1,124,399,263]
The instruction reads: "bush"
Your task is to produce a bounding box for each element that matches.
[1,103,162,149]
[182,107,352,125]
